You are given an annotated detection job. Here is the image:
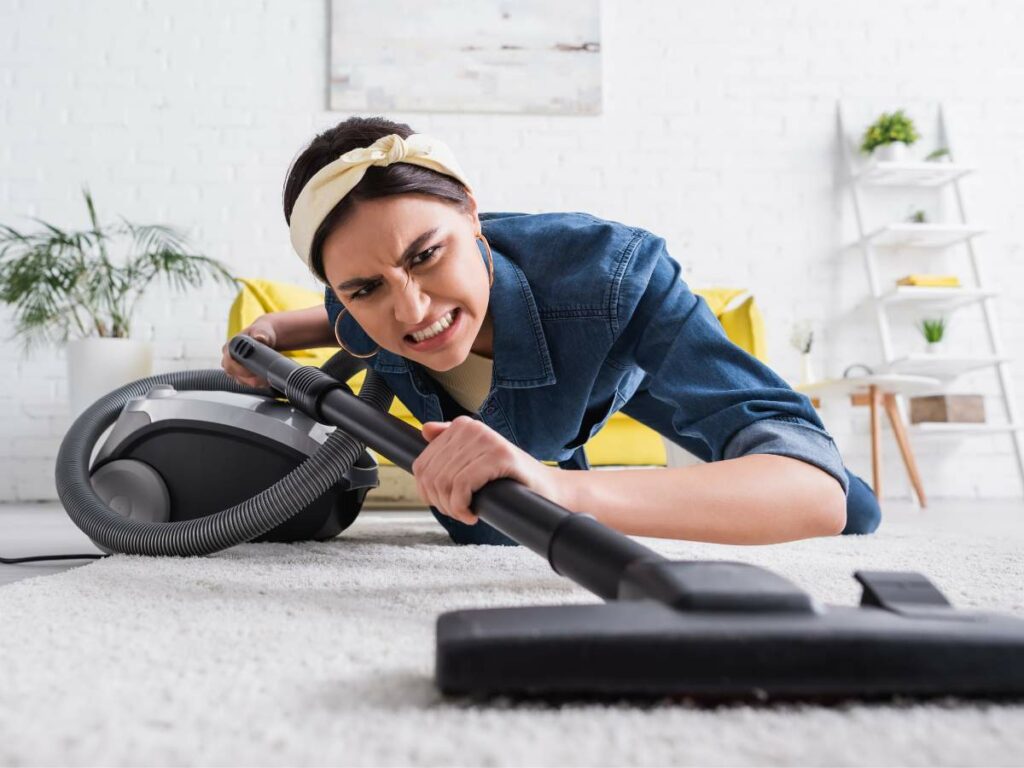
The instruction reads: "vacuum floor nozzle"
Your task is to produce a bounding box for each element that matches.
[437,578,1024,701]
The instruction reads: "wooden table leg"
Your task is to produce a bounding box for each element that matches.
[883,393,928,508]
[869,385,882,499]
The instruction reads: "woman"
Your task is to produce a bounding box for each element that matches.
[222,116,881,546]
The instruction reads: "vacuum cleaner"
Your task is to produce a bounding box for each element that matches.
[56,335,1024,702]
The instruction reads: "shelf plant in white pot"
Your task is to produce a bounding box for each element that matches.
[919,317,947,354]
[0,188,235,416]
[860,109,920,163]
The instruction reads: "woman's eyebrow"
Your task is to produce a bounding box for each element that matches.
[335,227,440,291]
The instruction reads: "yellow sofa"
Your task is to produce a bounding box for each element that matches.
[226,278,768,470]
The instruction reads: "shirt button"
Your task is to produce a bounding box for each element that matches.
[485,404,496,415]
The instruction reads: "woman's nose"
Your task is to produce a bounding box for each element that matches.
[392,279,430,325]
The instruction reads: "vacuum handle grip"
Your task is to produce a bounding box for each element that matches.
[229,334,429,467]
[227,334,297,394]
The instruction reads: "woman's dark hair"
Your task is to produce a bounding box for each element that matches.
[283,116,474,283]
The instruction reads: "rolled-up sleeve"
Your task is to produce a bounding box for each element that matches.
[613,231,849,496]
[721,417,849,496]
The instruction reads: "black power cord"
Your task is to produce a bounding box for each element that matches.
[1,552,110,564]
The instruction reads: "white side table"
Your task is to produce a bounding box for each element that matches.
[795,375,943,507]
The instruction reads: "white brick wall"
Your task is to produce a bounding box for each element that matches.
[2,0,1023,501]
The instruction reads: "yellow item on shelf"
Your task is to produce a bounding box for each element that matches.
[896,274,962,287]
[225,279,769,468]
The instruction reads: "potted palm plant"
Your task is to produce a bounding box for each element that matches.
[861,109,920,162]
[0,188,235,415]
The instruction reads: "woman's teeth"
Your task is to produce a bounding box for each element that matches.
[410,309,456,343]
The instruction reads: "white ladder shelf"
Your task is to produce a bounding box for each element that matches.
[837,101,1024,496]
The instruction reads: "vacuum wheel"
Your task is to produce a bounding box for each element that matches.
[89,459,171,524]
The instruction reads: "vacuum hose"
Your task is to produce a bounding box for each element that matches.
[55,360,394,557]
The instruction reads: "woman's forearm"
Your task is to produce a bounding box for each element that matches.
[267,306,338,351]
[553,454,847,545]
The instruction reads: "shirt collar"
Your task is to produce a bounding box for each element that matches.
[339,237,556,389]
[485,242,557,387]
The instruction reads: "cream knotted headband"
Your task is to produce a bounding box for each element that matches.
[288,133,473,271]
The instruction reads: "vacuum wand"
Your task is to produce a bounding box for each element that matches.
[228,334,665,600]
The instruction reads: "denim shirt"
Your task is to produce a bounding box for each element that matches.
[324,211,850,496]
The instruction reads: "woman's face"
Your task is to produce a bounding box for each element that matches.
[321,193,493,371]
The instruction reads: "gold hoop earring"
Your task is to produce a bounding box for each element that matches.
[476,232,495,288]
[334,307,379,358]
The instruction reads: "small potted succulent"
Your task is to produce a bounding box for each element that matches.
[919,317,947,354]
[0,188,236,415]
[789,319,817,384]
[861,109,920,162]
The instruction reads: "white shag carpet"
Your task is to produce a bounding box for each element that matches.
[1,511,1023,767]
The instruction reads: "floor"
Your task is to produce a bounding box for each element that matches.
[2,497,1022,587]
[3,498,1023,765]
[0,503,428,586]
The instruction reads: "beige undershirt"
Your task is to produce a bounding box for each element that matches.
[425,351,494,414]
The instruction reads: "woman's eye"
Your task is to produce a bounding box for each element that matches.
[350,282,378,301]
[413,245,441,265]
[350,244,438,299]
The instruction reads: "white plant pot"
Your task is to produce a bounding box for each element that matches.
[800,352,817,385]
[925,341,944,355]
[873,143,909,162]
[67,337,153,417]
